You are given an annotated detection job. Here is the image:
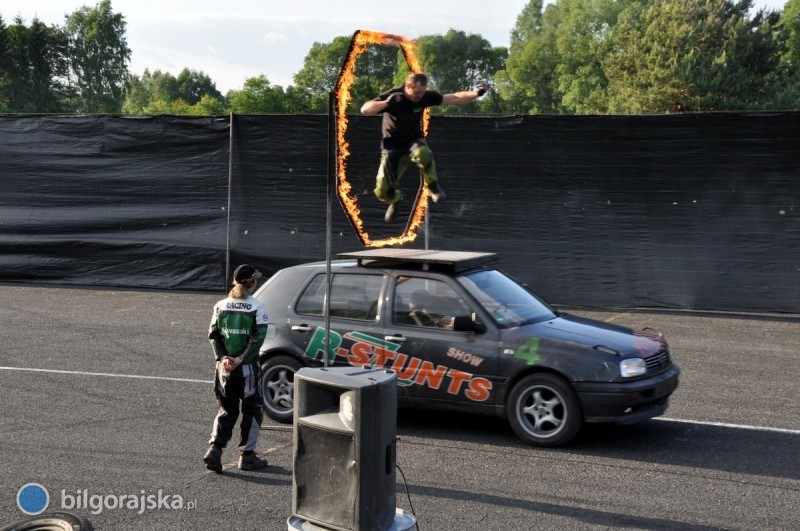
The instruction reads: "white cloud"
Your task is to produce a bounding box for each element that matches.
[262,32,288,44]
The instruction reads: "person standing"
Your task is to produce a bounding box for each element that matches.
[204,264,270,473]
[361,73,490,222]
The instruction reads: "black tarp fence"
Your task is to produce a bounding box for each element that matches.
[0,115,230,290]
[1,112,798,313]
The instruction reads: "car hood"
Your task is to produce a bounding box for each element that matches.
[511,313,668,358]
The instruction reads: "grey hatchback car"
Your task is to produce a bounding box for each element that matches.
[253,249,679,447]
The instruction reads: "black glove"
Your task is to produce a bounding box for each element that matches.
[476,83,491,97]
[385,92,405,107]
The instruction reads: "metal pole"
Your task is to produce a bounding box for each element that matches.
[225,112,234,289]
[425,205,430,250]
[323,91,336,368]
[424,173,430,250]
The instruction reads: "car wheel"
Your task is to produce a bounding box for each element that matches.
[506,373,582,447]
[0,512,93,531]
[261,355,302,423]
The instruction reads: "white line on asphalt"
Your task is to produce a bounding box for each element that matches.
[656,416,800,435]
[0,366,212,384]
[2,365,799,435]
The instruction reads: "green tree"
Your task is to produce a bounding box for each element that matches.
[0,14,10,112]
[293,35,400,112]
[495,0,555,113]
[123,69,226,115]
[500,0,634,114]
[176,68,223,105]
[140,97,192,115]
[771,0,800,108]
[349,41,404,111]
[785,0,800,64]
[121,70,148,114]
[1,16,32,112]
[228,75,290,113]
[603,0,780,112]
[65,0,131,113]
[500,0,784,113]
[554,0,628,113]
[27,19,71,112]
[145,70,180,102]
[292,37,350,112]
[0,16,69,112]
[191,93,226,115]
[0,16,8,112]
[413,29,507,114]
[122,69,175,114]
[0,14,72,112]
[226,76,313,114]
[511,0,545,47]
[499,0,570,113]
[282,85,314,113]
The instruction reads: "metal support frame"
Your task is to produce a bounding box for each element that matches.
[225,112,234,289]
[323,92,336,368]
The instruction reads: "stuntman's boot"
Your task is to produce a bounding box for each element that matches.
[428,181,446,203]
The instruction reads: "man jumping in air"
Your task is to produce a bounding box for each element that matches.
[361,73,490,222]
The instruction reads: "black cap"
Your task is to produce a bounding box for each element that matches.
[233,264,262,284]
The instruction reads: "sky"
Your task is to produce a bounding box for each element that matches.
[0,0,789,94]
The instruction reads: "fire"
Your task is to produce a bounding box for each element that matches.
[334,30,431,248]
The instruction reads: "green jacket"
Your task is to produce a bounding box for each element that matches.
[208,295,268,364]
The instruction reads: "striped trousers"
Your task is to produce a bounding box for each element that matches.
[208,360,263,452]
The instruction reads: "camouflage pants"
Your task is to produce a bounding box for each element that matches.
[374,139,438,204]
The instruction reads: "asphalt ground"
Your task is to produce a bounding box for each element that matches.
[0,285,798,530]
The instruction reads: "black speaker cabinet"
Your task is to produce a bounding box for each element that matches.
[292,366,397,531]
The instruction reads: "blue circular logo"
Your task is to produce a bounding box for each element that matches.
[17,483,49,516]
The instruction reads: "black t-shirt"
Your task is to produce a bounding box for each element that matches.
[375,88,444,150]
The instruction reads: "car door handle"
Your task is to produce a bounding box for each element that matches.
[291,324,311,332]
[385,334,406,343]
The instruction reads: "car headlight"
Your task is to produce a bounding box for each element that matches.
[620,358,647,378]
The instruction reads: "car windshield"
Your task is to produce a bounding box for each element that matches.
[457,269,557,328]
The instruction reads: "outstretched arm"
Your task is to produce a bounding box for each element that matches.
[441,84,491,106]
[361,91,405,115]
[361,99,389,115]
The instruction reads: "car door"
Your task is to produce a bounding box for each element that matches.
[288,270,386,365]
[380,274,500,407]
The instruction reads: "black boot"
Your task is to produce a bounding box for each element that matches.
[204,445,223,474]
[428,181,446,202]
[385,199,401,223]
[239,451,269,470]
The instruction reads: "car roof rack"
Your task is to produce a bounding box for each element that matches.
[337,249,498,273]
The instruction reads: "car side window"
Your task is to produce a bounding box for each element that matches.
[296,273,383,321]
[393,277,471,329]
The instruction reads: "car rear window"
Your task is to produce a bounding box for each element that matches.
[295,273,384,321]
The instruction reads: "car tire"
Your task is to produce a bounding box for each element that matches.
[506,373,582,447]
[260,355,302,423]
[0,512,93,531]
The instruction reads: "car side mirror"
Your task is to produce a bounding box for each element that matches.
[452,315,487,334]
